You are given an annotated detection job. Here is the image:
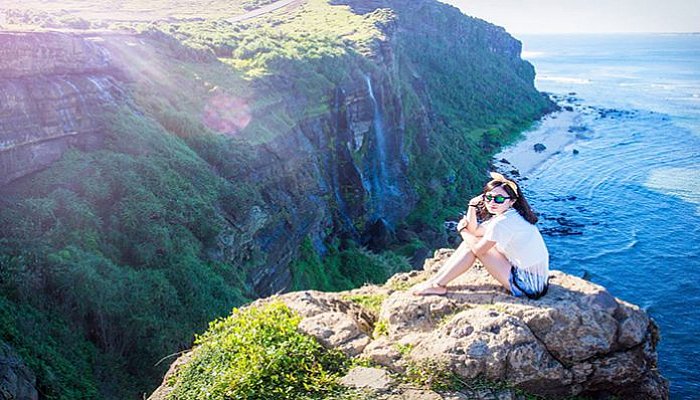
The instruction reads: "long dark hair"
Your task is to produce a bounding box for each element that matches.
[477,176,538,224]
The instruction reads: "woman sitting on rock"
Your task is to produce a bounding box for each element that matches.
[413,172,549,299]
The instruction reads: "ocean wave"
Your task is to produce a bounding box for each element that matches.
[645,167,700,215]
[521,51,545,59]
[538,76,591,84]
[573,230,639,262]
[651,83,679,90]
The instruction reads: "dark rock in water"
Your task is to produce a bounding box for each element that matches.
[556,216,583,227]
[509,169,520,177]
[533,143,547,153]
[573,149,580,155]
[541,226,583,236]
[564,105,574,112]
[580,270,593,281]
[596,107,634,119]
[499,158,511,164]
[568,92,577,96]
[568,125,588,133]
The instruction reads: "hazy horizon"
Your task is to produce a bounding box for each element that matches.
[441,0,700,34]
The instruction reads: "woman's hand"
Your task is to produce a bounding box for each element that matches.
[457,216,468,232]
[468,194,482,207]
[460,194,485,236]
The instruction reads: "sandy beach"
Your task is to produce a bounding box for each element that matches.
[494,108,584,179]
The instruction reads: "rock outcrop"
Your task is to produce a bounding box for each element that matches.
[0,342,38,400]
[152,249,669,399]
[0,32,124,185]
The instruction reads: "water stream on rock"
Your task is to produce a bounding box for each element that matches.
[364,75,389,219]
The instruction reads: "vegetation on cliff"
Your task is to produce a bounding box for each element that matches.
[166,301,349,399]
[0,0,553,398]
[0,110,249,397]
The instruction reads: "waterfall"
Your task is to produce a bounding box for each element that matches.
[87,76,115,103]
[364,75,389,187]
[63,77,90,115]
[51,81,77,133]
[329,87,359,238]
[364,75,390,218]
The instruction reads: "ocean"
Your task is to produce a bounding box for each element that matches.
[515,34,700,399]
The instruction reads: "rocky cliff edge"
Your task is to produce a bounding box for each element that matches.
[150,249,668,399]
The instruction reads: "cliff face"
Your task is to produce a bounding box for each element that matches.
[0,342,37,400]
[0,28,420,294]
[152,250,670,399]
[0,1,554,398]
[0,16,543,295]
[0,32,124,185]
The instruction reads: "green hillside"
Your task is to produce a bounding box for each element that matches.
[0,1,554,398]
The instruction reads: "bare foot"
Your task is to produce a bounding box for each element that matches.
[411,281,448,296]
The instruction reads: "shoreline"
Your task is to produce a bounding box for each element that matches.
[494,104,584,180]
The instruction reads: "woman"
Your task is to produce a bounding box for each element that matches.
[413,172,549,299]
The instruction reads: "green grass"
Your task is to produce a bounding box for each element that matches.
[372,319,389,339]
[394,343,414,357]
[342,293,387,316]
[166,301,350,399]
[290,238,412,292]
[403,358,461,391]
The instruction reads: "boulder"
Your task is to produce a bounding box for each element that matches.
[340,366,394,390]
[151,249,669,399]
[275,249,668,399]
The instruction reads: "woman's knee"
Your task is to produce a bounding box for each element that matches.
[460,231,479,246]
[477,249,512,287]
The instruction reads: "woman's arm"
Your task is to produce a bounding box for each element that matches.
[458,195,485,236]
[458,229,496,257]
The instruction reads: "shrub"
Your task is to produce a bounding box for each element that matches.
[404,358,462,391]
[167,301,350,399]
[290,238,412,292]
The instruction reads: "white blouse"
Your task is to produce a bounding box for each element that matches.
[481,209,549,279]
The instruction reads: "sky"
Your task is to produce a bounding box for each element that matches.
[441,0,700,34]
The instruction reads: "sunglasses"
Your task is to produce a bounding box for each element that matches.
[483,194,512,204]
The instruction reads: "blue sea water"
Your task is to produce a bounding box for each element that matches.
[518,34,700,399]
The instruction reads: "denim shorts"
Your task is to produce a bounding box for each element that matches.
[509,266,549,300]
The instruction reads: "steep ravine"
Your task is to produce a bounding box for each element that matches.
[0,1,555,398]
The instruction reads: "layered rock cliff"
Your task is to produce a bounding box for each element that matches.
[0,32,124,185]
[152,250,669,399]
